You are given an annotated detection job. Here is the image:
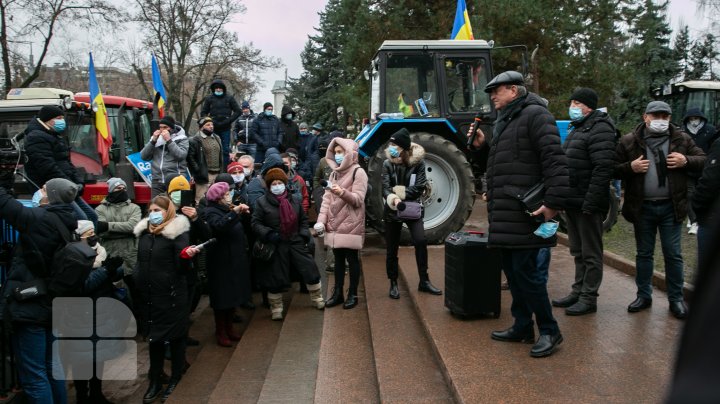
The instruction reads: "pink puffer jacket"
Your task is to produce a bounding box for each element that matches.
[317,137,368,250]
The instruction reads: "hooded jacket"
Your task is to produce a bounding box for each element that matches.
[382,142,427,222]
[317,138,367,250]
[692,138,720,225]
[280,105,301,151]
[95,197,142,272]
[140,125,190,185]
[200,79,242,132]
[682,108,718,154]
[23,117,83,188]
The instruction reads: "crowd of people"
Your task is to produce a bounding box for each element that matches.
[0,71,718,404]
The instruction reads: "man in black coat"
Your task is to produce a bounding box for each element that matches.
[249,102,283,164]
[279,105,301,152]
[200,79,242,167]
[681,107,718,235]
[187,117,224,204]
[468,71,569,358]
[551,88,617,316]
[691,138,720,266]
[233,100,257,159]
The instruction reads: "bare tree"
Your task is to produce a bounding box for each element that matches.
[134,0,281,129]
[0,0,126,96]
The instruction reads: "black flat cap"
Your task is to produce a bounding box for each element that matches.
[484,71,525,93]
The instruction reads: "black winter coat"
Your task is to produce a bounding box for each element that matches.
[187,133,224,184]
[382,143,428,222]
[200,80,241,132]
[233,112,256,144]
[280,105,300,152]
[562,110,618,214]
[485,93,570,248]
[250,114,283,151]
[23,118,82,188]
[133,216,191,342]
[203,202,251,309]
[615,123,706,224]
[692,138,720,225]
[0,189,77,325]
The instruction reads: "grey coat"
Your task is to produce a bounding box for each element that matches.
[140,125,189,186]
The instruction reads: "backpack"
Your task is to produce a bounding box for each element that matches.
[45,213,96,297]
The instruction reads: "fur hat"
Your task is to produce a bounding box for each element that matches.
[38,105,64,122]
[167,175,190,194]
[389,128,411,150]
[264,167,288,187]
[45,178,78,204]
[570,87,598,110]
[107,177,127,193]
[159,116,176,128]
[75,220,94,236]
[206,182,229,202]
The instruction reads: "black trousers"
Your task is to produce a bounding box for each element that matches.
[333,248,361,295]
[385,219,428,281]
[149,338,185,382]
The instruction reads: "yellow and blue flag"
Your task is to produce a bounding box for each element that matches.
[88,52,112,166]
[151,53,167,118]
[451,0,474,40]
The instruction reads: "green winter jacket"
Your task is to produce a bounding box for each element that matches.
[95,199,142,273]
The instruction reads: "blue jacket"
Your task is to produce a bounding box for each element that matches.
[250,113,283,151]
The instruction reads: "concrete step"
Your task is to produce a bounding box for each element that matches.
[397,244,682,403]
[362,252,455,403]
[255,289,325,403]
[314,272,379,403]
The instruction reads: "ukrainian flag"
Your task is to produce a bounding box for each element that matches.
[451,0,474,40]
[88,52,112,166]
[151,53,167,117]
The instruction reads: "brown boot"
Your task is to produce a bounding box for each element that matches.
[214,310,232,347]
[224,310,242,341]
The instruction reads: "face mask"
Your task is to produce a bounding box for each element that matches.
[389,146,400,158]
[290,161,297,170]
[85,235,99,247]
[214,90,223,96]
[53,119,66,133]
[648,119,669,133]
[232,174,245,183]
[569,107,584,121]
[106,190,128,204]
[688,118,701,126]
[31,189,44,207]
[300,131,309,136]
[223,192,232,205]
[242,110,250,116]
[534,220,559,239]
[243,168,253,176]
[270,184,286,195]
[264,110,273,117]
[335,154,344,165]
[201,128,213,135]
[170,191,182,206]
[285,114,293,120]
[148,211,164,225]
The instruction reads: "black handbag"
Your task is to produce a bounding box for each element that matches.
[252,240,276,261]
[505,182,545,215]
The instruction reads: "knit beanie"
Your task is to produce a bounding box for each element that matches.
[75,220,94,236]
[570,88,598,110]
[45,178,78,204]
[107,177,127,193]
[206,182,229,202]
[38,105,65,122]
[226,161,243,173]
[167,175,190,194]
[389,128,411,150]
[215,173,234,186]
[159,116,176,128]
[263,102,273,110]
[241,100,250,109]
[264,168,288,188]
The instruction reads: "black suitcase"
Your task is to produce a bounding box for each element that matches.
[444,231,502,318]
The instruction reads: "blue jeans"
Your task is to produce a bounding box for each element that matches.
[72,196,98,227]
[11,324,67,404]
[536,247,551,284]
[633,200,685,302]
[217,129,231,167]
[255,149,267,165]
[613,179,622,199]
[236,143,257,162]
[502,249,560,336]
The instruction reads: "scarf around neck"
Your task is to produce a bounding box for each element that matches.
[643,128,670,187]
[493,95,527,139]
[148,208,177,235]
[273,190,297,239]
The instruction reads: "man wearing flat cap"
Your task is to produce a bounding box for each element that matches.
[468,71,569,357]
[551,88,617,316]
[615,100,705,319]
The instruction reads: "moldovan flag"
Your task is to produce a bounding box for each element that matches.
[151,53,167,118]
[451,0,474,40]
[88,52,112,166]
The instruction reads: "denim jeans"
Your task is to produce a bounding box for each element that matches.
[11,324,67,404]
[72,196,98,227]
[217,129,231,167]
[502,249,560,336]
[236,143,257,162]
[633,200,685,302]
[536,247,551,284]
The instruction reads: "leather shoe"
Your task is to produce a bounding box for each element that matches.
[627,297,652,312]
[551,294,579,308]
[325,288,344,308]
[565,301,597,316]
[389,280,400,299]
[491,326,535,343]
[669,301,688,319]
[142,380,163,403]
[418,280,442,295]
[343,294,358,310]
[530,333,563,358]
[161,380,179,402]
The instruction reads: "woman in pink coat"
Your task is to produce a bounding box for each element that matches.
[314,137,368,309]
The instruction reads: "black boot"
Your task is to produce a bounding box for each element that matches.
[89,378,113,404]
[161,379,179,402]
[389,280,400,299]
[343,292,358,309]
[325,287,344,308]
[75,380,89,404]
[143,379,163,403]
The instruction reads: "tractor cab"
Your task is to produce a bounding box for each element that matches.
[654,80,720,127]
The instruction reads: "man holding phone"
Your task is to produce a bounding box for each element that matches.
[140,116,190,197]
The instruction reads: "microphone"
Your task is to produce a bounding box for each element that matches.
[180,238,217,259]
[320,179,331,189]
[397,201,406,211]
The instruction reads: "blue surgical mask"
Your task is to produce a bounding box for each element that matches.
[214,90,223,96]
[569,107,584,121]
[300,131,309,136]
[335,154,344,165]
[264,110,273,117]
[53,119,66,133]
[148,211,164,225]
[270,184,285,195]
[285,114,293,120]
[534,220,559,239]
[31,189,44,207]
[388,146,400,158]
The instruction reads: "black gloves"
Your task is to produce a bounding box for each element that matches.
[96,221,109,233]
[103,256,124,281]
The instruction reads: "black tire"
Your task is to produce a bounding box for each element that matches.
[365,132,475,244]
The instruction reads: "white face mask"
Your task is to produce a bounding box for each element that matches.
[243,168,253,176]
[270,184,285,195]
[688,118,702,126]
[231,174,245,183]
[648,119,669,133]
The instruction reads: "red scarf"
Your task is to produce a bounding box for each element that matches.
[273,190,298,239]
